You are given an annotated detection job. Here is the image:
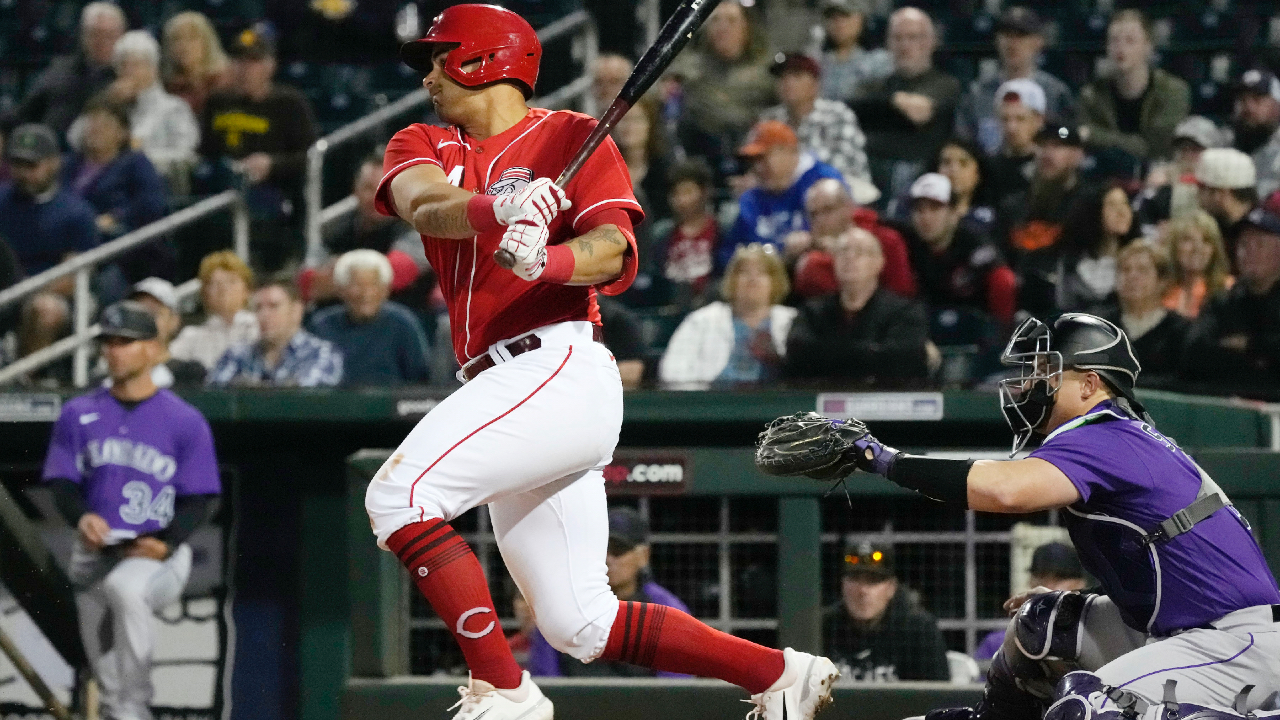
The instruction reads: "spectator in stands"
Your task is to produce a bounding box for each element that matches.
[902,173,1016,327]
[598,297,647,389]
[593,54,633,117]
[7,293,71,387]
[785,228,932,383]
[308,250,429,387]
[1231,69,1280,199]
[646,160,721,312]
[1077,10,1190,163]
[63,96,169,283]
[15,2,125,139]
[199,23,318,273]
[170,251,258,370]
[162,12,232,118]
[1163,211,1233,319]
[789,178,916,299]
[659,243,795,388]
[324,155,418,256]
[815,0,892,104]
[974,542,1086,662]
[669,1,774,173]
[1094,241,1189,385]
[1195,148,1258,271]
[0,124,98,281]
[126,277,209,387]
[760,52,872,187]
[932,138,996,237]
[723,120,844,266]
[1137,117,1225,230]
[1021,184,1140,317]
[1001,125,1089,258]
[986,80,1045,206]
[823,541,949,681]
[614,98,670,221]
[208,277,341,387]
[955,8,1073,157]
[851,7,960,201]
[1183,208,1280,397]
[528,507,690,677]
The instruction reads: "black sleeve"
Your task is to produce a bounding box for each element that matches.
[846,96,917,133]
[785,297,928,380]
[267,89,319,185]
[902,614,952,681]
[153,494,220,547]
[46,479,87,526]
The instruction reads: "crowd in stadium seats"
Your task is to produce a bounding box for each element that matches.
[2,0,1280,399]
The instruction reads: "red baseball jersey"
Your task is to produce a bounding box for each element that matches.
[375,108,644,363]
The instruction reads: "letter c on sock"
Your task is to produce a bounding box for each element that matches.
[456,606,495,639]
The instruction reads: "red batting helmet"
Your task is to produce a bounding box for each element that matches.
[400,4,541,99]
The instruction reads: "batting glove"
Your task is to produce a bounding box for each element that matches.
[499,219,550,281]
[506,177,571,226]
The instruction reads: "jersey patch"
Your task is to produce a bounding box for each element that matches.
[488,166,534,197]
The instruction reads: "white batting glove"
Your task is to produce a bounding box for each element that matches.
[499,220,549,281]
[504,177,571,226]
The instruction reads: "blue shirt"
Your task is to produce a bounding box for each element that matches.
[1030,401,1280,635]
[722,155,845,268]
[0,182,98,275]
[308,301,430,386]
[63,151,167,237]
[716,317,772,384]
[207,330,343,387]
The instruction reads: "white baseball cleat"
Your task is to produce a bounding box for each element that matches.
[745,647,840,720]
[448,670,553,720]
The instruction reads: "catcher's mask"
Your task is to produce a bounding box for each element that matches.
[998,313,1143,455]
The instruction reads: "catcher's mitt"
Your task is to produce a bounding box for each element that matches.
[754,412,870,480]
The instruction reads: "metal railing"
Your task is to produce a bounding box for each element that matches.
[0,190,248,388]
[303,9,600,266]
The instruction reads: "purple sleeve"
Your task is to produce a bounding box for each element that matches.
[525,629,563,677]
[1028,426,1119,503]
[41,406,82,483]
[973,629,1005,661]
[174,411,221,496]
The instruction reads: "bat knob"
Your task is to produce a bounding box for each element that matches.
[494,248,517,270]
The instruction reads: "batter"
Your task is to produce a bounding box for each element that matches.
[364,6,838,719]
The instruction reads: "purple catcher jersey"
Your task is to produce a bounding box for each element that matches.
[42,388,220,538]
[1031,400,1280,636]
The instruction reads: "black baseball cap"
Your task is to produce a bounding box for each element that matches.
[99,300,159,341]
[1242,207,1280,236]
[607,506,650,554]
[1028,542,1084,580]
[841,540,895,580]
[1236,68,1280,101]
[230,22,276,59]
[6,124,59,163]
[1036,124,1083,147]
[995,6,1043,35]
[770,52,822,79]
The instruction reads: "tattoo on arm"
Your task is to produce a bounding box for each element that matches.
[573,225,626,257]
[414,201,473,239]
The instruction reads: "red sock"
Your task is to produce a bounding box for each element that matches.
[600,601,785,694]
[387,520,523,689]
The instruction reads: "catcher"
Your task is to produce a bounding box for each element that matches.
[757,313,1280,720]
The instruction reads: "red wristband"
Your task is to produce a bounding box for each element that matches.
[540,244,576,284]
[466,194,500,234]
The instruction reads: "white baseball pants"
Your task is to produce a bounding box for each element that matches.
[68,541,192,720]
[365,321,624,661]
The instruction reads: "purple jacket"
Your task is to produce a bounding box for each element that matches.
[527,580,692,678]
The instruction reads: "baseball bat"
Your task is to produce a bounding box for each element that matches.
[495,0,723,269]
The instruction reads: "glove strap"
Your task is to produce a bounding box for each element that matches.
[886,455,974,505]
[540,244,575,284]
[466,194,501,234]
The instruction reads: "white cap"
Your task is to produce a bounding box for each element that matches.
[130,277,178,311]
[1173,116,1224,149]
[909,172,952,204]
[848,176,881,205]
[1195,148,1257,189]
[994,78,1046,115]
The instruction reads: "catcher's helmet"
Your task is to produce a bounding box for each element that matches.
[998,313,1144,454]
[400,4,541,99]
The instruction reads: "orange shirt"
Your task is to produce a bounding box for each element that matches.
[1163,275,1234,318]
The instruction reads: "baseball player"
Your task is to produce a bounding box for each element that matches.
[42,301,222,720]
[758,313,1280,720]
[364,6,838,719]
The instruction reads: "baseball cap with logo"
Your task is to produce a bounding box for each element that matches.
[738,120,799,157]
[607,506,650,555]
[1242,207,1280,236]
[99,300,159,341]
[230,22,276,59]
[770,52,821,79]
[995,6,1044,35]
[129,277,178,311]
[1236,68,1280,102]
[994,78,1046,115]
[842,540,895,579]
[1036,124,1083,147]
[6,124,60,163]
[1172,116,1224,150]
[1028,542,1084,580]
[1195,148,1257,189]
[909,172,952,204]
[819,0,871,17]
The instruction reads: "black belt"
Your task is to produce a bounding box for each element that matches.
[460,325,603,382]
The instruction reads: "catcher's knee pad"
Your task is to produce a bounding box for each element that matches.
[1013,591,1087,662]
